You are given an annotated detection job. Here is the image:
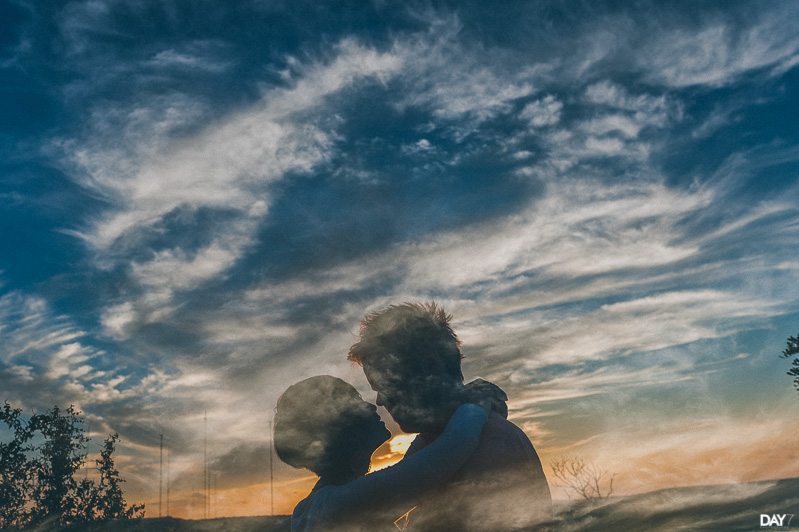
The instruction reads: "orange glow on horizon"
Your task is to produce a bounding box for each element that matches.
[136,417,799,519]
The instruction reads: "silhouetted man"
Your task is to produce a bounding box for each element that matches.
[348,302,552,531]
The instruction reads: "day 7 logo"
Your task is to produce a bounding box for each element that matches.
[761,513,794,528]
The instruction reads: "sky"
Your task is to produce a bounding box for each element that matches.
[2,0,799,519]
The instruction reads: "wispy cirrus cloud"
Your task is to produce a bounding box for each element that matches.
[520,95,563,128]
[145,41,234,73]
[0,289,166,410]
[58,39,405,337]
[636,4,799,87]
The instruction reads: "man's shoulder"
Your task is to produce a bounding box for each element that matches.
[481,412,536,449]
[453,411,545,478]
[407,411,553,529]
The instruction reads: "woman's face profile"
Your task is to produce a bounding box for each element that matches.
[274,375,390,481]
[335,396,390,477]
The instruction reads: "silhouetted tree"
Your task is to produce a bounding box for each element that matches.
[551,456,616,503]
[0,402,35,528]
[0,403,145,527]
[94,433,144,521]
[28,405,88,526]
[72,477,102,525]
[781,334,799,393]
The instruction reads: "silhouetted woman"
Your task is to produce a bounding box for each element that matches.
[274,375,488,531]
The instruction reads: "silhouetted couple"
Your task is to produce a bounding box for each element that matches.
[274,303,552,531]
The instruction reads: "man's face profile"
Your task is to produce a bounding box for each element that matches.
[363,357,459,433]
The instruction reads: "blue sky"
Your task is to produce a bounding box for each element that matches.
[2,0,799,516]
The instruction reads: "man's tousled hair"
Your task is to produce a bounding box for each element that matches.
[348,301,464,380]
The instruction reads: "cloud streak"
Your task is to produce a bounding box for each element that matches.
[59,39,405,338]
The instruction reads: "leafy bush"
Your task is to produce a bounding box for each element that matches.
[0,402,144,528]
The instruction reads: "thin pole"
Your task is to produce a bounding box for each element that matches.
[166,441,170,517]
[159,433,163,518]
[204,411,208,520]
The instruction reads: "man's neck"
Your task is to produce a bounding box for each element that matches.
[419,395,469,435]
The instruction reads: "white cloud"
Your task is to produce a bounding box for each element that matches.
[394,19,544,132]
[100,301,136,340]
[520,95,563,127]
[426,69,534,122]
[583,136,626,155]
[0,292,87,363]
[581,114,642,139]
[584,81,669,116]
[63,39,406,337]
[146,45,232,73]
[528,289,775,367]
[691,105,739,139]
[575,82,677,159]
[0,290,166,410]
[100,41,396,226]
[402,179,708,288]
[638,7,799,87]
[47,342,91,380]
[6,364,34,383]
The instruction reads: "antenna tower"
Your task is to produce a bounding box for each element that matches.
[166,440,170,516]
[159,433,163,517]
[204,410,208,519]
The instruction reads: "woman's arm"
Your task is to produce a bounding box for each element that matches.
[319,402,488,521]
